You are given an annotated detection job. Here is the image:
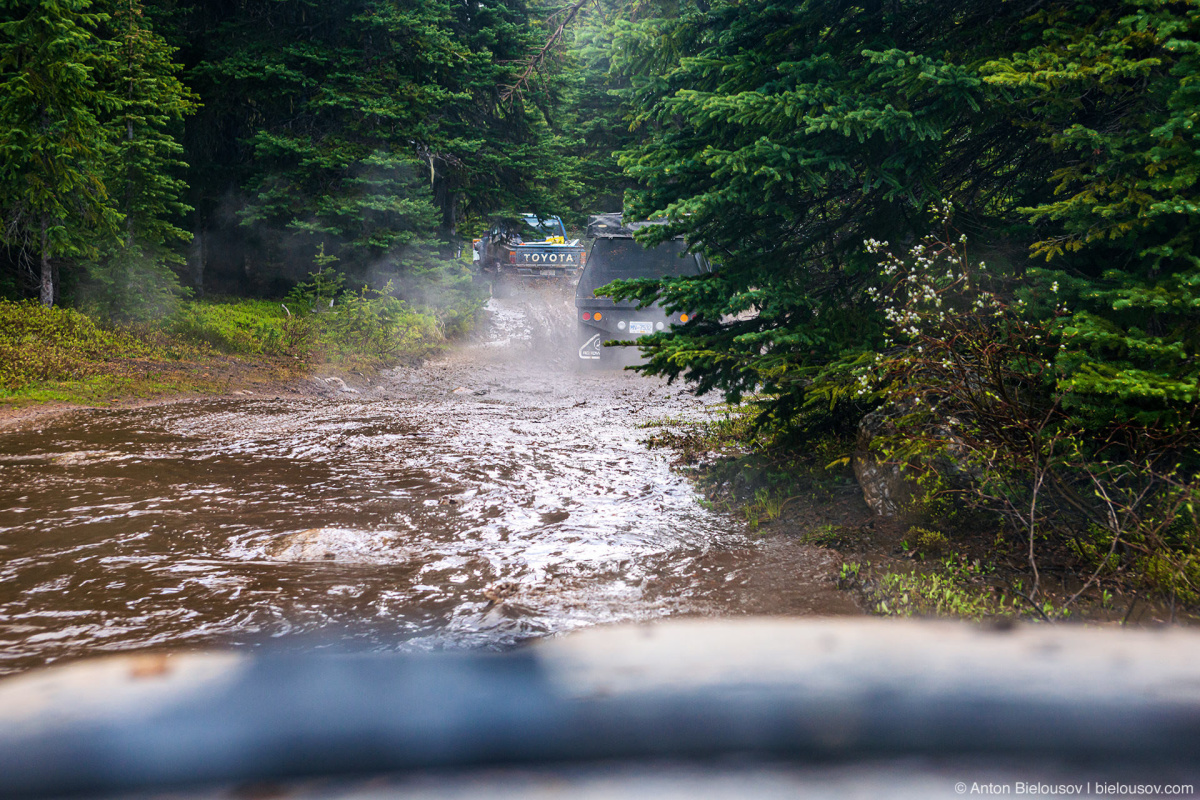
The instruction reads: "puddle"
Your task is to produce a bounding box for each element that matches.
[0,286,857,674]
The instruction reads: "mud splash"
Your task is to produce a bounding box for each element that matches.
[0,285,855,674]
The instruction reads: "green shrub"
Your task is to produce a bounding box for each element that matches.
[167,299,292,355]
[317,282,438,363]
[871,571,997,620]
[907,526,951,556]
[0,300,163,391]
[82,246,188,323]
[1141,552,1200,605]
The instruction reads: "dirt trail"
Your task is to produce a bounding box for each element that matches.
[0,284,856,674]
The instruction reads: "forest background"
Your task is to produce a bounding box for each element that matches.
[1,0,1198,610]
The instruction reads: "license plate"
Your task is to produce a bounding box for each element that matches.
[629,321,653,335]
[540,269,557,276]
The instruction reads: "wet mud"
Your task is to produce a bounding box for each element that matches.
[0,284,856,674]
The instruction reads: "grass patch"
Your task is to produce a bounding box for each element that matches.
[167,299,296,356]
[0,300,191,392]
[1,277,473,408]
[839,556,1072,622]
[0,372,225,406]
[168,292,442,367]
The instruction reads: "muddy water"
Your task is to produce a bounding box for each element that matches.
[0,287,855,674]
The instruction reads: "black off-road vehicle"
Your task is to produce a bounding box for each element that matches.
[575,213,709,363]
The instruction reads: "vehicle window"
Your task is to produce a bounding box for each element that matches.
[578,238,702,298]
[520,215,566,240]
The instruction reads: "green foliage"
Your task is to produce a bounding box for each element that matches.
[0,0,196,313]
[170,287,440,365]
[605,0,1198,484]
[169,0,583,296]
[801,523,841,547]
[837,561,861,589]
[1,0,573,328]
[1141,551,1200,605]
[0,282,446,407]
[553,1,642,221]
[602,0,1200,603]
[606,0,1039,420]
[981,2,1200,434]
[857,557,1070,621]
[180,0,453,280]
[319,281,437,363]
[862,216,1199,601]
[83,243,188,322]
[82,0,196,322]
[0,0,124,303]
[166,299,294,356]
[907,527,951,557]
[284,266,345,316]
[0,297,169,389]
[397,257,487,340]
[871,570,999,620]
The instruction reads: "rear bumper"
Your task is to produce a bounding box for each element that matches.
[575,305,690,337]
[484,264,579,280]
[576,310,675,361]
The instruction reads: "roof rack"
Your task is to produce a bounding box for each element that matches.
[586,213,675,239]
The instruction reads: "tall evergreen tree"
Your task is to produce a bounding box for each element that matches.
[554,1,641,219]
[984,0,1200,436]
[597,0,1196,454]
[86,0,197,319]
[0,0,121,305]
[606,0,1050,423]
[160,0,581,295]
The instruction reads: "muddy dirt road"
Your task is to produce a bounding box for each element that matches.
[0,286,856,674]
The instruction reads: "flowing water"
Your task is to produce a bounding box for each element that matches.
[0,287,856,675]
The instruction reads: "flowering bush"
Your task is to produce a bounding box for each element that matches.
[860,205,1199,604]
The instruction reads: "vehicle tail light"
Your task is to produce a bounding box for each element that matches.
[594,312,603,321]
[679,313,690,323]
[508,252,516,264]
[582,312,592,321]
[580,251,587,265]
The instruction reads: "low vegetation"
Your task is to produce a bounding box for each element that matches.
[644,403,861,533]
[0,268,476,407]
[647,399,1197,624]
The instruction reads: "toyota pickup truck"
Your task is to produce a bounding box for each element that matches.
[473,214,585,293]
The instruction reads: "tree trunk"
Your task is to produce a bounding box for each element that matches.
[189,224,206,297]
[432,165,457,241]
[39,216,53,307]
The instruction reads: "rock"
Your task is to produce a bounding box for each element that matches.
[321,376,359,394]
[853,406,981,518]
[482,581,520,606]
[852,406,916,517]
[265,528,405,564]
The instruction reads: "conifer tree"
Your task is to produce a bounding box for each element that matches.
[606,0,1047,423]
[0,0,121,305]
[86,0,197,319]
[984,0,1200,436]
[555,1,640,219]
[162,0,582,296]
